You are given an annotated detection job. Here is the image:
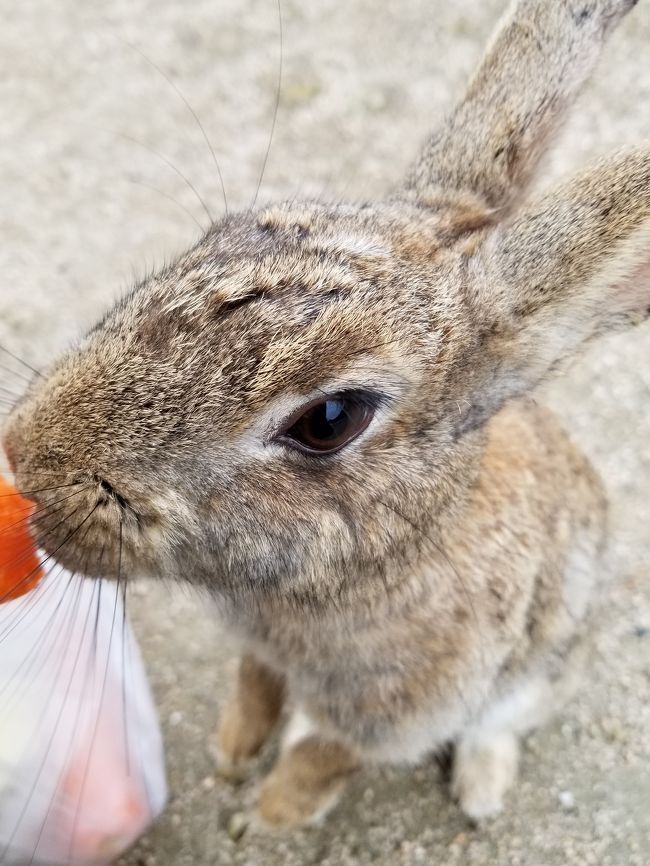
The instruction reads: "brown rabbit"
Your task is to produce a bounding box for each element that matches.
[3,0,649,829]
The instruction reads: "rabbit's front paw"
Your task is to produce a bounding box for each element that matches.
[452,731,519,823]
[214,696,278,781]
[255,735,359,829]
[214,655,286,781]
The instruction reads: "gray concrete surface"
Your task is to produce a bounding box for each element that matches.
[2,0,650,863]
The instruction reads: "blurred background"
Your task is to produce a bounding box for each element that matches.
[1,0,650,863]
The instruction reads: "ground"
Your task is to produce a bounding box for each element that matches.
[1,0,650,864]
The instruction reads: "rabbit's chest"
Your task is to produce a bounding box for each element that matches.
[278,643,491,762]
[243,612,501,759]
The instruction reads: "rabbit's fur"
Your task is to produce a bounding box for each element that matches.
[4,0,650,826]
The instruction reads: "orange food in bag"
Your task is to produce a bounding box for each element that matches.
[0,474,44,602]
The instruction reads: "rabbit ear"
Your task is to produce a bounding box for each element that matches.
[455,148,650,434]
[403,0,637,214]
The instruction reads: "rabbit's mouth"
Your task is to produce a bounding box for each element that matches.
[27,480,131,581]
[8,468,168,586]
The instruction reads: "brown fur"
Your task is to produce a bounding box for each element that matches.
[257,735,359,828]
[215,655,285,781]
[3,0,648,827]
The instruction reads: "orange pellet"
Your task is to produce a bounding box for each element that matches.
[0,474,44,602]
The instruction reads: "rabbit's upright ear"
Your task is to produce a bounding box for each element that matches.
[403,0,637,215]
[456,148,650,433]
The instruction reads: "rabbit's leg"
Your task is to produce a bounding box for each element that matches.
[215,654,286,779]
[452,728,520,822]
[452,674,565,821]
[256,709,360,828]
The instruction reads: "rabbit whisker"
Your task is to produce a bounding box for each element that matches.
[30,529,102,865]
[0,480,85,499]
[0,344,41,379]
[129,179,206,232]
[0,499,90,604]
[0,363,33,387]
[124,40,228,215]
[0,567,95,858]
[68,507,126,856]
[252,0,284,209]
[114,131,213,225]
[26,588,96,865]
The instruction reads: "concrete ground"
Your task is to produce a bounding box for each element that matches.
[1,0,650,863]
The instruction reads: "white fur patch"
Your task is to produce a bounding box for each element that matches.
[365,698,476,766]
[563,537,600,624]
[282,707,319,752]
[477,676,554,737]
[453,730,519,821]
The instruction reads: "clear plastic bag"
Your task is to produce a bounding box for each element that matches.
[0,568,167,865]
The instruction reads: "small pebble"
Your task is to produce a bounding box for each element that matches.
[559,789,576,810]
[283,79,321,107]
[227,812,249,842]
[601,716,624,742]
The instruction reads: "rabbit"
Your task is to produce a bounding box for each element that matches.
[3,0,650,830]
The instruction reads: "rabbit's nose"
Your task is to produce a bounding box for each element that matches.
[1,406,57,495]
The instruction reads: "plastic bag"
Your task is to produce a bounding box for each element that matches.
[0,568,167,865]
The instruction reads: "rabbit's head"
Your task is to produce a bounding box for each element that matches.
[4,0,650,613]
[3,201,490,602]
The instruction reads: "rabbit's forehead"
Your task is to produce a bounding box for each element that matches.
[126,254,423,408]
[132,201,456,326]
[156,209,396,314]
[68,202,458,426]
[112,208,408,349]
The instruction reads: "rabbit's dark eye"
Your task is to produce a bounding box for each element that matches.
[278,393,375,455]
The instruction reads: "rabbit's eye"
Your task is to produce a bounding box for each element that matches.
[278,393,375,455]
